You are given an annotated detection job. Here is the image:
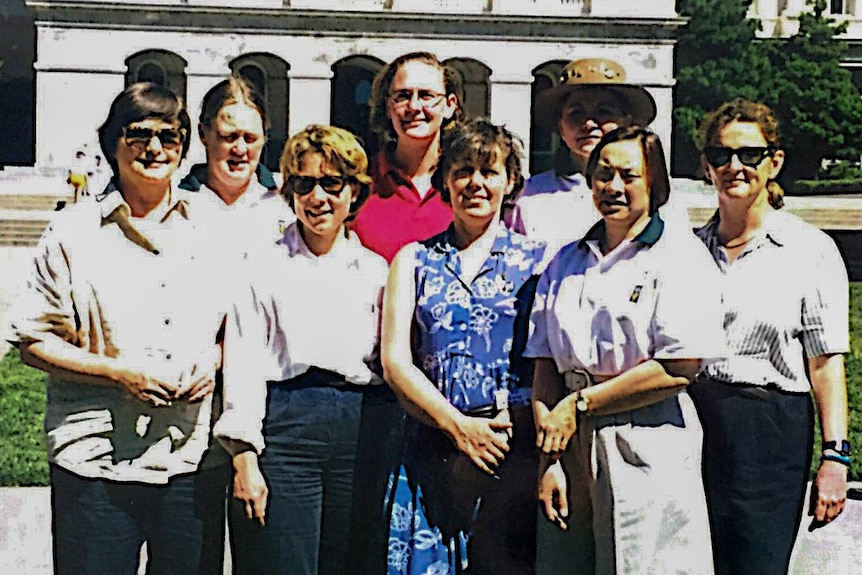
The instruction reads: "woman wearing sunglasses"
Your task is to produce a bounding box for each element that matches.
[179,75,294,254]
[9,83,230,575]
[216,124,388,575]
[690,98,850,575]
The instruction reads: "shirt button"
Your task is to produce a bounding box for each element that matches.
[164,318,171,326]
[457,342,465,350]
[165,353,172,360]
[459,324,467,332]
[160,282,166,288]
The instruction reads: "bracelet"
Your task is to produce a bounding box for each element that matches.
[820,452,852,467]
[823,439,851,456]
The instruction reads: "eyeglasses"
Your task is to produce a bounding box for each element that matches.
[703,146,774,168]
[286,174,352,196]
[389,89,446,108]
[123,126,185,149]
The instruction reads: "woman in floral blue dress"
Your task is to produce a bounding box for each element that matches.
[381,118,546,575]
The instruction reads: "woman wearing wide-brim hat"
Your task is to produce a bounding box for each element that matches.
[506,57,658,257]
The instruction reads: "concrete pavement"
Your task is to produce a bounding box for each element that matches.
[0,485,860,574]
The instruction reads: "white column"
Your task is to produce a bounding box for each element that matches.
[488,72,534,176]
[287,68,333,136]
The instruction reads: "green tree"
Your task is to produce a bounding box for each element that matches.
[770,0,862,181]
[673,0,862,181]
[673,0,773,176]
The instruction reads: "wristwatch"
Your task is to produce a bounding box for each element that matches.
[574,389,590,416]
[823,439,851,456]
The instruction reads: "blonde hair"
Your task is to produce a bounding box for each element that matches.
[279,125,373,219]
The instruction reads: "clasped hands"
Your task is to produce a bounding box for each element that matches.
[450,409,513,476]
[535,394,578,456]
[114,345,221,407]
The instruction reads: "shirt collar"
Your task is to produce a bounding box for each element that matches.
[700,209,784,249]
[96,179,190,222]
[432,222,511,258]
[178,162,278,192]
[279,221,358,262]
[578,212,665,250]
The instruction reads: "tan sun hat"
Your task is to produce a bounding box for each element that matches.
[535,58,657,129]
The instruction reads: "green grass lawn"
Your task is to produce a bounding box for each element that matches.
[2,283,862,485]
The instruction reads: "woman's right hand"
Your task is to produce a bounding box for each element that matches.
[450,410,512,475]
[539,459,569,531]
[232,451,268,526]
[110,366,179,407]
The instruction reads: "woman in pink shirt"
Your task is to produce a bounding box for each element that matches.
[351,51,464,263]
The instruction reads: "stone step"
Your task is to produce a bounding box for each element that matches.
[0,195,69,211]
[0,220,49,247]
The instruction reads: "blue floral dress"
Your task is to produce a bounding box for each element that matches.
[386,225,545,575]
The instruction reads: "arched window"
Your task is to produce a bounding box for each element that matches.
[530,60,569,175]
[331,55,385,156]
[136,62,166,86]
[125,50,187,101]
[230,54,290,172]
[443,58,490,121]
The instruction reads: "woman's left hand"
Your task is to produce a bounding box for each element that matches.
[177,345,222,403]
[810,460,848,527]
[536,394,577,455]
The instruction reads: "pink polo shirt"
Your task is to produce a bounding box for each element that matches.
[351,149,452,263]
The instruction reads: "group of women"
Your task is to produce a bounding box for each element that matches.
[7,50,850,575]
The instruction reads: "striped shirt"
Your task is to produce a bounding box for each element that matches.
[696,209,849,393]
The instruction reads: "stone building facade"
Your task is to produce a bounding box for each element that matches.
[27,0,682,175]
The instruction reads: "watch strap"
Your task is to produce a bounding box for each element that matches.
[823,439,851,456]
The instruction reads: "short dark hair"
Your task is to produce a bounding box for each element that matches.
[585,125,670,214]
[368,51,464,144]
[98,82,191,177]
[432,117,525,205]
[199,74,268,134]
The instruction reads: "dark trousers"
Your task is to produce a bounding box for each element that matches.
[229,372,368,575]
[50,463,230,575]
[348,385,406,575]
[689,378,813,575]
[470,407,539,575]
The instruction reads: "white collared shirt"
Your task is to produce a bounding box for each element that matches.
[696,209,849,392]
[508,170,600,259]
[194,179,296,262]
[7,184,229,483]
[215,222,388,453]
[526,215,725,376]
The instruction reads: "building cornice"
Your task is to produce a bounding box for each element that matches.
[26,1,685,43]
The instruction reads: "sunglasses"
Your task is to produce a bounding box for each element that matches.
[287,174,352,196]
[123,126,185,149]
[389,89,446,108]
[703,146,774,168]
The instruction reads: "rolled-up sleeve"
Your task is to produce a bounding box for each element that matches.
[800,235,850,357]
[8,221,77,347]
[524,268,553,359]
[214,281,270,455]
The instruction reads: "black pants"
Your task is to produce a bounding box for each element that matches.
[689,377,813,575]
[51,463,229,575]
[229,370,373,575]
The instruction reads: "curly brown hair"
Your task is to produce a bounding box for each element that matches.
[279,124,373,220]
[431,117,525,205]
[368,52,464,144]
[697,97,781,150]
